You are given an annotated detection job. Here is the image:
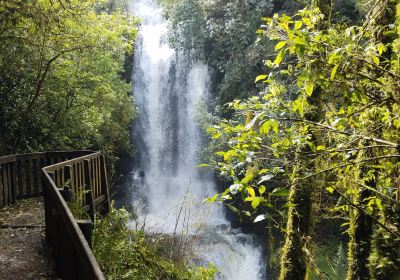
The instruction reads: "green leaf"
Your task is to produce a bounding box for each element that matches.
[326,187,335,194]
[330,64,339,81]
[274,49,285,65]
[275,41,286,51]
[260,120,271,135]
[375,198,383,211]
[205,194,219,203]
[378,43,387,55]
[304,81,314,96]
[255,74,268,83]
[241,174,254,185]
[265,60,273,68]
[316,145,326,151]
[251,197,261,209]
[196,163,210,167]
[372,55,380,65]
[270,188,289,197]
[227,204,239,214]
[294,21,303,30]
[259,185,266,195]
[246,187,255,197]
[271,119,279,133]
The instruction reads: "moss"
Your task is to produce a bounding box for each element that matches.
[279,165,313,280]
[368,204,400,280]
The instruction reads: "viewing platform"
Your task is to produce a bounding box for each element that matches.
[0,151,110,280]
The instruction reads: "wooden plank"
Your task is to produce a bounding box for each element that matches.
[78,162,83,191]
[99,155,110,214]
[10,162,17,203]
[76,220,93,248]
[75,163,80,194]
[45,152,100,172]
[84,160,95,221]
[39,158,47,193]
[94,157,99,198]
[15,153,46,161]
[61,164,65,187]
[0,165,4,207]
[64,165,72,188]
[0,155,16,165]
[93,195,106,207]
[16,159,23,198]
[54,169,59,188]
[45,150,94,159]
[24,160,32,197]
[2,165,7,205]
[4,164,9,205]
[33,159,39,194]
[7,163,13,204]
[80,162,85,204]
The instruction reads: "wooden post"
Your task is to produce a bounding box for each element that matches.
[16,159,23,199]
[3,164,9,206]
[77,219,93,248]
[99,155,110,214]
[60,165,73,202]
[84,160,95,222]
[0,165,4,207]
[43,171,55,243]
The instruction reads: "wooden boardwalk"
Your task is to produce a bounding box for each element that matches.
[0,197,58,280]
[0,151,109,280]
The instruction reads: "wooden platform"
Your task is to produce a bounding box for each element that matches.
[0,197,59,280]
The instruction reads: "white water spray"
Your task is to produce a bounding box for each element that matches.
[128,0,265,279]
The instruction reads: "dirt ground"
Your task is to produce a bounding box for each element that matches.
[0,197,59,280]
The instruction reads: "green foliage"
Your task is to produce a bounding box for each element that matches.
[0,0,138,174]
[163,0,274,106]
[92,207,217,280]
[206,2,400,278]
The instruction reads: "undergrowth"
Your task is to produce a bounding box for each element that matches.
[92,206,217,280]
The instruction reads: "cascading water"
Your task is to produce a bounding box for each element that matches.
[127,0,265,278]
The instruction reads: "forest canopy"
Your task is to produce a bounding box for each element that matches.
[0,0,137,171]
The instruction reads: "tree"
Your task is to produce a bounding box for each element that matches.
[0,0,137,172]
[207,2,400,279]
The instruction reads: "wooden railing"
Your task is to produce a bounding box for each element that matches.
[43,152,109,280]
[0,151,110,280]
[0,151,93,207]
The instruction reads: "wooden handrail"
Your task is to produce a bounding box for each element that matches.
[0,151,94,207]
[0,151,109,280]
[43,159,107,280]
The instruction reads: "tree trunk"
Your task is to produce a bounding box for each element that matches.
[368,2,400,279]
[346,178,374,280]
[279,161,313,280]
[278,1,331,278]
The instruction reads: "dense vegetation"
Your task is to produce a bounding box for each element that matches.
[93,206,217,280]
[0,0,137,173]
[2,0,400,279]
[162,0,400,279]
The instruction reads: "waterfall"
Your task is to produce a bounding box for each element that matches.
[127,0,265,278]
